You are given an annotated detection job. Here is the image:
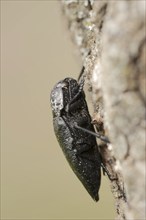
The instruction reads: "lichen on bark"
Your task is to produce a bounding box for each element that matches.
[61,1,146,220]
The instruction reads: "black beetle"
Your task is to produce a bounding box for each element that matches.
[50,77,102,201]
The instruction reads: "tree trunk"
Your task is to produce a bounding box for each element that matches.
[61,1,145,220]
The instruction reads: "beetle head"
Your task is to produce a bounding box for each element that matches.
[50,78,79,117]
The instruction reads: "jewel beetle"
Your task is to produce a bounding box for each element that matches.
[50,76,103,201]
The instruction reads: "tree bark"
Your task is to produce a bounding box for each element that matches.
[61,1,146,220]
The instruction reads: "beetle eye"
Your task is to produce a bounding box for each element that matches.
[62,81,68,89]
[63,86,68,90]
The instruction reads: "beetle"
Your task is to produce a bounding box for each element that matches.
[50,74,106,201]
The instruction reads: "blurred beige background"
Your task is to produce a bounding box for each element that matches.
[1,1,115,219]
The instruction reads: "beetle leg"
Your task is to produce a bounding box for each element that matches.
[75,124,110,144]
[75,142,92,154]
[100,162,117,181]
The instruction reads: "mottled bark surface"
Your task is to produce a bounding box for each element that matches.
[61,1,145,220]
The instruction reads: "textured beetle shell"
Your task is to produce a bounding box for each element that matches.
[50,78,101,201]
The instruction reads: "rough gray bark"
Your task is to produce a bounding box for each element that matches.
[61,1,145,220]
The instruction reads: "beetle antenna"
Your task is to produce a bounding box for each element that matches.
[65,66,86,112]
[66,50,91,112]
[78,65,85,82]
